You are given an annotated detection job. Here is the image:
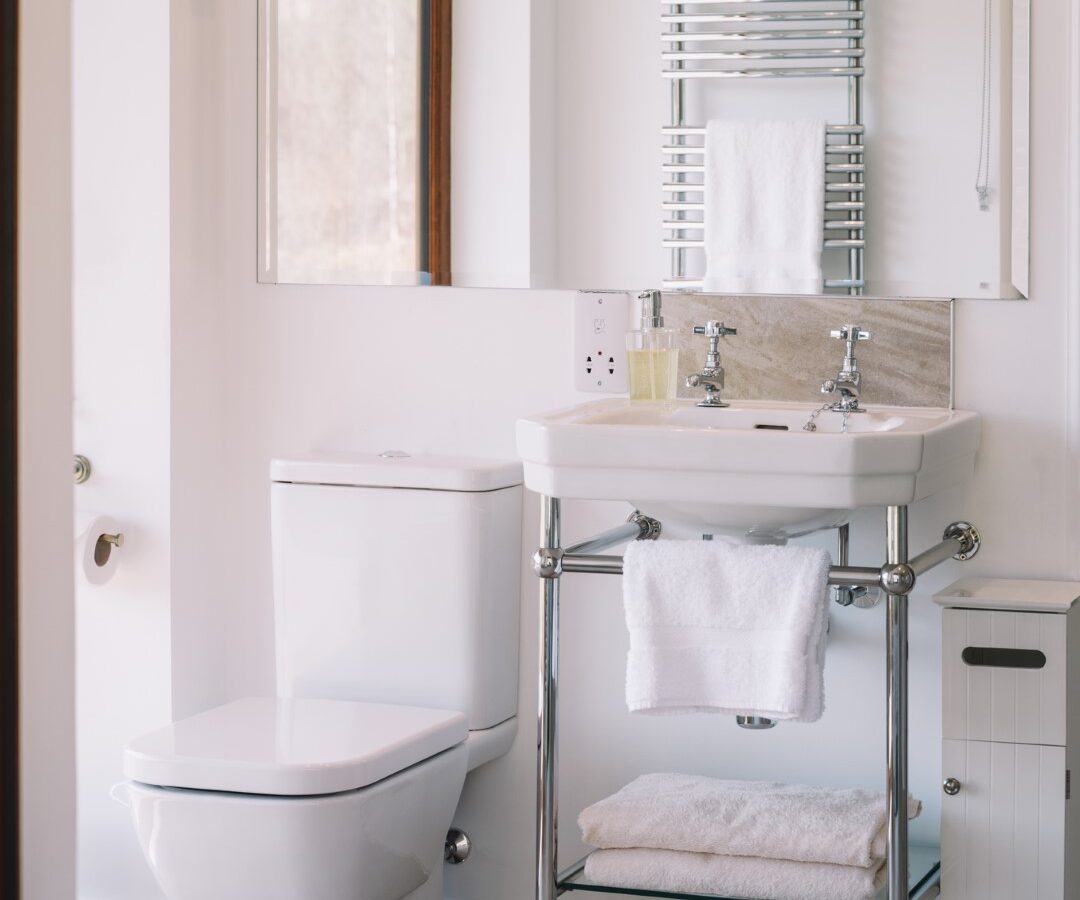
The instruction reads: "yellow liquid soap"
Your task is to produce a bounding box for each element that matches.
[627,348,679,402]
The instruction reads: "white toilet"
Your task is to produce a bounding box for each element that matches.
[120,452,523,900]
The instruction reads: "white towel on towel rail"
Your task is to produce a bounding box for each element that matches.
[703,119,826,295]
[622,540,831,721]
[583,848,885,900]
[578,773,922,869]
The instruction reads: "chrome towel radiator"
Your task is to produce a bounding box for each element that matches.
[533,503,981,900]
[661,0,866,293]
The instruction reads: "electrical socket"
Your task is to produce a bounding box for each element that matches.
[574,291,631,393]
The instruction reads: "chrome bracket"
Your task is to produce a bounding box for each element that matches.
[444,828,472,864]
[533,548,564,579]
[944,521,981,561]
[628,511,662,541]
[880,563,916,596]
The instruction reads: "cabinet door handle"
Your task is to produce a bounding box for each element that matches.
[943,777,961,796]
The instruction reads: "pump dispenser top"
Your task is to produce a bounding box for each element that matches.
[639,289,664,329]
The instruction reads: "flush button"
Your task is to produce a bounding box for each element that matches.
[379,450,412,459]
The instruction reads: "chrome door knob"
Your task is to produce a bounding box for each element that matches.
[943,777,961,796]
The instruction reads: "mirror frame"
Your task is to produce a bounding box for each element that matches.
[257,0,1031,300]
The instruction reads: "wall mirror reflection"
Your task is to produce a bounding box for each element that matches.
[258,0,1030,299]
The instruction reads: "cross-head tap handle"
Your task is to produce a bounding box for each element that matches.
[830,325,872,344]
[693,321,737,339]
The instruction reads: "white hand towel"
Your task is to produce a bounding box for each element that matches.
[703,119,826,295]
[579,773,922,869]
[584,848,885,900]
[623,541,830,721]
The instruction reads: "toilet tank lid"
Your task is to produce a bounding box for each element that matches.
[123,698,468,796]
[271,451,523,492]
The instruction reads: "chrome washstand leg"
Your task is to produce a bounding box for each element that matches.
[885,506,909,900]
[536,496,561,900]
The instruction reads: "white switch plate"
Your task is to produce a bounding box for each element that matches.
[574,291,631,393]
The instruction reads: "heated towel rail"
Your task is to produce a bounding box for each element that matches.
[533,502,981,900]
[661,0,866,293]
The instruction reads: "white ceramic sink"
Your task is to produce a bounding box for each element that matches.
[516,399,981,539]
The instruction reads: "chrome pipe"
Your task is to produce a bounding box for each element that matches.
[560,552,885,587]
[664,67,866,80]
[662,124,865,134]
[663,0,863,4]
[847,0,865,293]
[664,238,866,249]
[562,553,626,575]
[662,162,864,173]
[670,2,687,280]
[660,144,865,155]
[885,506,909,900]
[537,496,561,900]
[908,537,963,577]
[661,11,865,23]
[565,513,660,556]
[661,28,865,43]
[662,48,866,61]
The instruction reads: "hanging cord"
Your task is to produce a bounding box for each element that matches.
[975,0,994,210]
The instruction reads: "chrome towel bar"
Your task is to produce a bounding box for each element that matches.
[662,0,866,292]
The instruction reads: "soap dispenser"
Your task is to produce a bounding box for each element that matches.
[626,290,679,402]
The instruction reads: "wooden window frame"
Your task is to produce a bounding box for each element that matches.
[0,0,19,893]
[424,0,451,285]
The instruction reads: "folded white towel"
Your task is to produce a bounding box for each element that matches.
[579,773,923,869]
[703,119,826,295]
[623,541,831,721]
[584,848,885,900]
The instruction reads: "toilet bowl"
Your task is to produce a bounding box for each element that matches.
[121,452,524,900]
[122,697,472,900]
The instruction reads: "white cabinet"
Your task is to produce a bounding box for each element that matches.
[941,739,1065,899]
[934,577,1080,900]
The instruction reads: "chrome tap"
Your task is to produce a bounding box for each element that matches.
[685,321,737,408]
[821,324,872,413]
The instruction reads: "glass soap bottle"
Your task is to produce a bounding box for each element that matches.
[626,290,679,402]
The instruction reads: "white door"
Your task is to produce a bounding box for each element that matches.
[941,739,1066,900]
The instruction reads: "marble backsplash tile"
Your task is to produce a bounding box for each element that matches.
[662,293,952,408]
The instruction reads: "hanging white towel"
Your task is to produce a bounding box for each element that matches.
[578,773,923,869]
[703,119,826,295]
[622,540,830,721]
[584,848,885,900]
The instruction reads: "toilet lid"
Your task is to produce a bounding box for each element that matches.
[123,697,468,796]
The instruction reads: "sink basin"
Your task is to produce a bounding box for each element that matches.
[516,399,980,539]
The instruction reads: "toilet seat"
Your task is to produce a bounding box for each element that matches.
[123,697,468,796]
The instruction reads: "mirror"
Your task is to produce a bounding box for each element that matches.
[258,0,1030,299]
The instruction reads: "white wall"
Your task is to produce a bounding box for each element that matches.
[18,0,76,897]
[164,3,1080,900]
[72,3,171,898]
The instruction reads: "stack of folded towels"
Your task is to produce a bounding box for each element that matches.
[579,773,921,900]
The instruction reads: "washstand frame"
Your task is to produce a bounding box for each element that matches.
[532,498,981,900]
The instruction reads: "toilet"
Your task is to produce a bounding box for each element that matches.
[120,452,523,900]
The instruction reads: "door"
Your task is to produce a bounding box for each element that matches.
[941,739,1066,899]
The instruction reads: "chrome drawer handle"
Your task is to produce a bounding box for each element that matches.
[943,778,961,796]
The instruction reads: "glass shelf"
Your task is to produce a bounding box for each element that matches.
[558,845,941,900]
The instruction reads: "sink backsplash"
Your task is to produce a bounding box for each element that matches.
[662,293,952,408]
